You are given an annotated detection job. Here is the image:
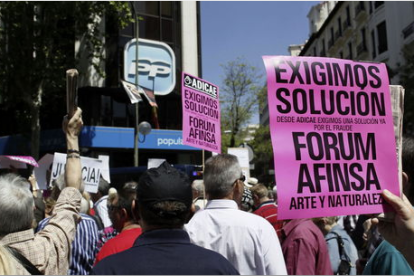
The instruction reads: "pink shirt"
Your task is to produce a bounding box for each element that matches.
[282,219,333,275]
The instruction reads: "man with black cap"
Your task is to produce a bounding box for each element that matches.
[92,161,239,275]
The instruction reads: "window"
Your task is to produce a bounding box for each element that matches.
[139,16,161,40]
[377,21,388,54]
[346,6,351,26]
[161,2,173,18]
[136,2,159,15]
[357,28,367,56]
[313,47,316,56]
[361,27,366,49]
[337,17,342,36]
[348,42,353,60]
[329,27,334,47]
[371,30,376,58]
[374,2,384,9]
[321,39,326,56]
[340,51,343,59]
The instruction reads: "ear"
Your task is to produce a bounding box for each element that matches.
[185,203,197,223]
[403,172,409,188]
[120,208,128,219]
[233,181,244,203]
[132,200,141,221]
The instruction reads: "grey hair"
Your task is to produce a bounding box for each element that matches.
[80,197,90,214]
[98,177,110,196]
[0,174,34,236]
[204,154,242,199]
[192,180,205,197]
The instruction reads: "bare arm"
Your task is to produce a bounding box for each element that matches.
[62,107,83,189]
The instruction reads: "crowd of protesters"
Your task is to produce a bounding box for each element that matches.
[0,107,414,275]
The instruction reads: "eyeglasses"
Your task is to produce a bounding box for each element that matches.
[234,174,246,185]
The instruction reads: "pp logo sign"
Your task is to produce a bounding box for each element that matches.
[128,59,171,78]
[124,38,176,96]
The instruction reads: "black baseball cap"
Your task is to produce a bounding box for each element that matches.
[137,161,192,208]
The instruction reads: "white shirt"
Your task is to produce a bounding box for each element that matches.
[94,195,112,228]
[185,199,287,275]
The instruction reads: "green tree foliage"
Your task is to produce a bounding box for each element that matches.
[250,125,274,184]
[0,2,132,158]
[399,45,414,135]
[220,57,263,149]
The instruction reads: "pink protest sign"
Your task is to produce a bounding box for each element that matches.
[182,72,221,153]
[0,155,39,168]
[263,56,399,219]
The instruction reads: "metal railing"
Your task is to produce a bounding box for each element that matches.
[328,38,334,48]
[355,2,365,16]
[357,42,367,56]
[403,21,414,39]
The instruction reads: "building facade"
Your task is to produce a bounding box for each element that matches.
[300,1,414,85]
[263,1,414,130]
[0,2,204,169]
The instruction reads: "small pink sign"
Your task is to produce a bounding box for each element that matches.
[263,56,399,219]
[0,155,39,168]
[182,72,221,153]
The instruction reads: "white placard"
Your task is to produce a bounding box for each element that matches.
[148,158,166,169]
[50,153,103,194]
[227,148,250,182]
[98,155,111,183]
[228,148,250,168]
[34,154,54,190]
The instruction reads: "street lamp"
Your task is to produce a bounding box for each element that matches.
[138,121,152,143]
[130,2,140,167]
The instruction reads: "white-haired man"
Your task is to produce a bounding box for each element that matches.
[186,154,287,275]
[0,108,83,274]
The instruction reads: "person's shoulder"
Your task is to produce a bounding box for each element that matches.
[186,244,239,274]
[289,220,322,239]
[242,210,277,228]
[364,240,414,275]
[374,240,402,255]
[92,247,135,274]
[37,217,51,229]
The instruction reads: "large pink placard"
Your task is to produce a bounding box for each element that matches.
[263,56,399,219]
[182,72,221,153]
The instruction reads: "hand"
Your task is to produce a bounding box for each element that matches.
[371,189,414,267]
[63,107,83,137]
[63,107,82,190]
[28,174,38,197]
[28,174,37,187]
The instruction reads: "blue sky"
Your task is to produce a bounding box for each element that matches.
[200,1,319,123]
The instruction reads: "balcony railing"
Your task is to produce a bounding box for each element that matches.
[357,42,367,56]
[355,2,365,16]
[319,50,326,57]
[328,38,334,48]
[342,20,352,35]
[403,21,414,39]
[335,30,342,41]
